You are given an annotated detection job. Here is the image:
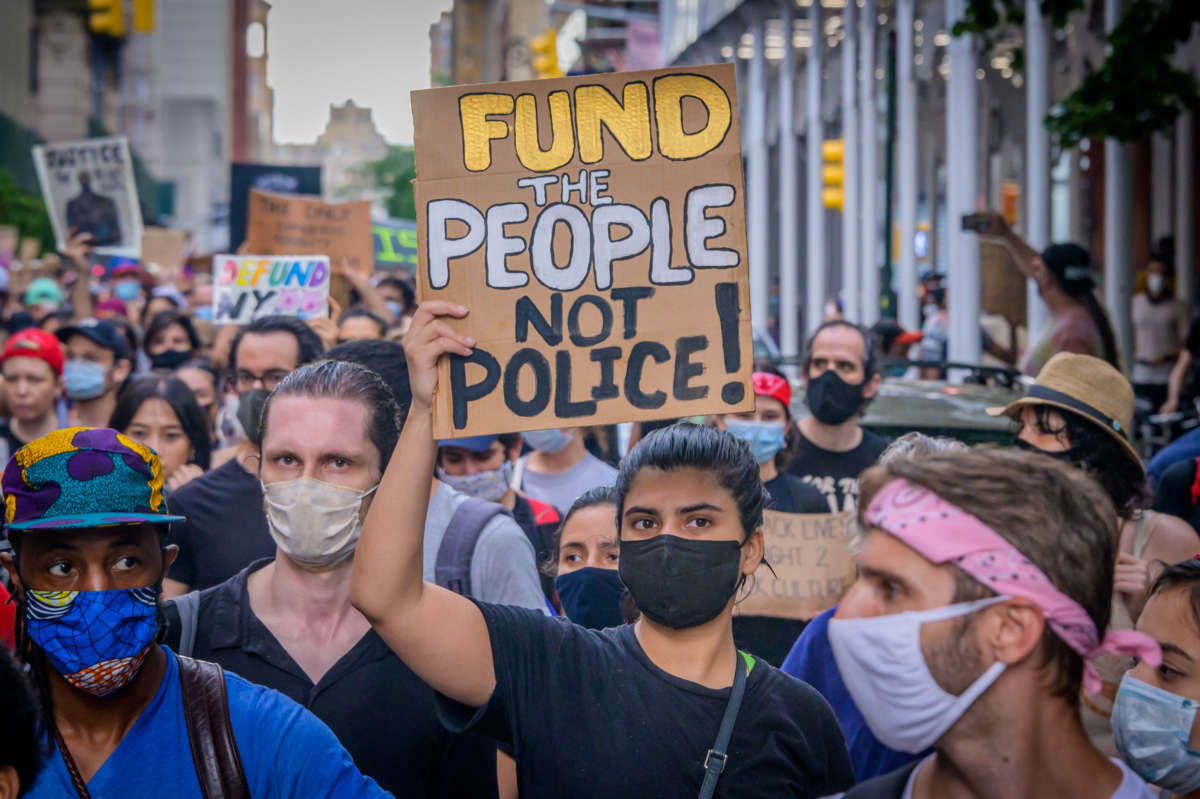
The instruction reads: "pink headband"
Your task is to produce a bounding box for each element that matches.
[865,478,1162,695]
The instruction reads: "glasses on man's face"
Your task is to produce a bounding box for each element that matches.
[235,369,290,391]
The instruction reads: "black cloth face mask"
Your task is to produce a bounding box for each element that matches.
[805,369,866,426]
[618,535,743,629]
[149,348,192,371]
[1014,436,1084,465]
[554,567,626,629]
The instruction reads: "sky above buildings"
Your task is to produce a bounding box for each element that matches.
[268,0,451,146]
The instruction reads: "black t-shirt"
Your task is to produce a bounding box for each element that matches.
[764,473,829,514]
[1154,457,1200,534]
[163,560,498,798]
[0,420,27,461]
[786,428,890,513]
[731,474,827,667]
[440,601,854,798]
[167,458,273,590]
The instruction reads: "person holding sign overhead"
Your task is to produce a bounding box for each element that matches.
[351,301,854,798]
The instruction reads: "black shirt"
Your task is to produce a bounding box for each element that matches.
[0,420,26,461]
[440,601,854,798]
[167,458,273,590]
[764,473,829,514]
[732,473,828,667]
[1154,457,1200,534]
[163,560,498,798]
[786,428,890,512]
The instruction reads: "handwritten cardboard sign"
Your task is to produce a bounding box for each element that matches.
[211,255,330,324]
[32,136,143,258]
[736,511,857,621]
[411,63,754,437]
[141,228,189,273]
[245,189,373,276]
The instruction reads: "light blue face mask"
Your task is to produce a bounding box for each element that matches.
[1113,673,1200,793]
[113,280,141,301]
[724,418,787,464]
[63,359,108,401]
[386,300,403,319]
[523,428,573,453]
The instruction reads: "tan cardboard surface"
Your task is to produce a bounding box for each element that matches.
[736,511,857,621]
[411,63,754,437]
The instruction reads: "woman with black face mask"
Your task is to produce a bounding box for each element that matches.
[352,302,854,799]
[994,352,1199,754]
[144,310,200,373]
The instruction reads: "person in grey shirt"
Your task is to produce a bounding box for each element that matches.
[423,480,548,611]
[517,427,618,515]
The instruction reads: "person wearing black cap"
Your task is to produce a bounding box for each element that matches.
[977,211,1120,375]
[57,319,132,428]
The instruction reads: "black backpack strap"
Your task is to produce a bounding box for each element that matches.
[697,652,748,799]
[435,496,509,595]
[841,761,922,799]
[177,655,251,799]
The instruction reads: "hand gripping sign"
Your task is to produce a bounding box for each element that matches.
[411,63,755,437]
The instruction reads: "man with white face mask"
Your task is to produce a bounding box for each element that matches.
[163,360,500,796]
[827,448,1161,799]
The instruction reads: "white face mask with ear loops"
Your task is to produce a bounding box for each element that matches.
[262,477,377,570]
[828,596,1009,754]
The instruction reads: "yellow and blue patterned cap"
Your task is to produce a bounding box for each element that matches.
[2,427,185,536]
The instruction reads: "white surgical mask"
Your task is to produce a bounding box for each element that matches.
[262,477,377,570]
[437,461,513,503]
[1148,274,1166,296]
[828,596,1008,753]
[1113,673,1200,793]
[523,428,573,453]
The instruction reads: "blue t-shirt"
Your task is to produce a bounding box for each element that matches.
[27,647,388,798]
[781,605,925,782]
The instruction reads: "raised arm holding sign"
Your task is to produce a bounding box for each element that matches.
[412,63,755,437]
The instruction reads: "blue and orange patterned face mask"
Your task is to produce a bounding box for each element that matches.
[24,587,159,697]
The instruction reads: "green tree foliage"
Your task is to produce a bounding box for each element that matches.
[370,146,417,221]
[954,0,1200,149]
[0,167,55,253]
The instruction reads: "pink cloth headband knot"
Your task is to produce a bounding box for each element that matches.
[865,478,1162,695]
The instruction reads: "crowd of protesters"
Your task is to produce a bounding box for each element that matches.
[5,227,1200,799]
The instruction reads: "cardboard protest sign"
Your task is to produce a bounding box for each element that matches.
[0,226,16,266]
[411,63,754,437]
[374,218,418,273]
[211,255,330,325]
[32,136,143,258]
[736,511,857,621]
[245,189,374,276]
[141,228,189,273]
[229,163,321,250]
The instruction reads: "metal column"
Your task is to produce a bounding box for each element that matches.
[806,1,825,333]
[1025,0,1051,338]
[1177,112,1195,305]
[860,0,879,325]
[946,0,981,366]
[1104,0,1134,370]
[841,0,859,321]
[779,0,801,359]
[747,13,770,331]
[896,0,918,331]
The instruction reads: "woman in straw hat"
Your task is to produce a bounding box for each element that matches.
[991,352,1199,751]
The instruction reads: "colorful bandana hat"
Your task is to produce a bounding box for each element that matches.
[24,587,159,696]
[2,427,184,536]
